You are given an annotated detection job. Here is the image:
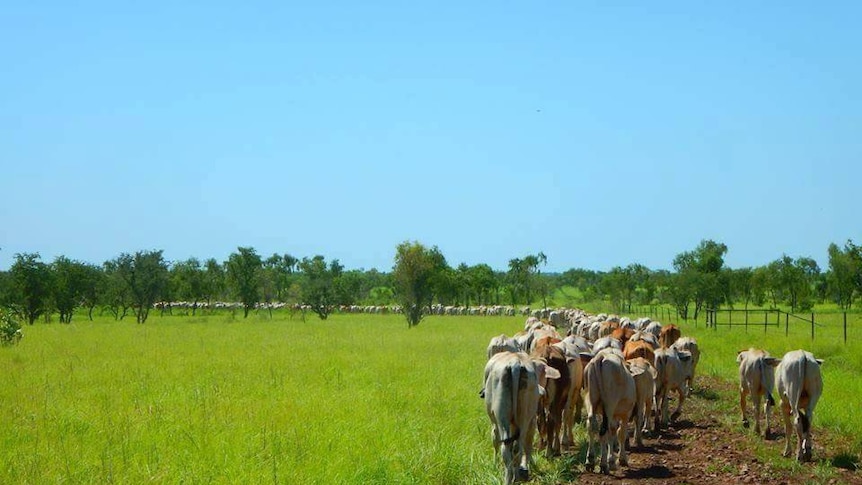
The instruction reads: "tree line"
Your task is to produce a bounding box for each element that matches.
[1,239,860,328]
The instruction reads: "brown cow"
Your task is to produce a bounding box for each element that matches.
[623,339,656,365]
[530,337,571,457]
[658,324,681,349]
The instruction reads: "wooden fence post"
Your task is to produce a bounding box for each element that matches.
[785,312,789,337]
[811,313,815,340]
[844,312,847,344]
[745,310,748,333]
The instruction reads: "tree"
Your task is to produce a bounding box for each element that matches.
[10,253,53,325]
[51,256,90,323]
[78,263,103,321]
[672,240,728,319]
[103,255,133,320]
[202,258,226,308]
[298,255,344,320]
[171,258,205,315]
[226,247,262,318]
[827,241,859,309]
[121,250,169,324]
[392,241,441,327]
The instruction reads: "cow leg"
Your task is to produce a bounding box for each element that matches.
[617,415,629,467]
[781,399,793,457]
[501,440,516,485]
[671,386,685,422]
[654,387,666,430]
[740,388,750,428]
[752,393,762,436]
[644,394,655,437]
[599,414,611,474]
[562,399,575,448]
[517,432,530,482]
[764,393,774,439]
[632,400,644,448]
[585,412,598,469]
[794,412,805,461]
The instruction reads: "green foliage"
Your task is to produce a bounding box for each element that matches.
[298,255,344,320]
[827,241,860,309]
[0,307,22,346]
[113,250,169,324]
[226,247,262,318]
[392,241,443,327]
[51,256,92,323]
[10,253,53,325]
[170,258,205,314]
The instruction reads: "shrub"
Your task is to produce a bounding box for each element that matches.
[0,307,22,346]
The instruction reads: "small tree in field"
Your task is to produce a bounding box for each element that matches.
[10,253,53,325]
[226,247,262,318]
[299,255,343,320]
[393,241,441,327]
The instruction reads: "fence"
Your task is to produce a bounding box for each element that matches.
[703,308,852,344]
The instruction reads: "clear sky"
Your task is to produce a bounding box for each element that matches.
[2,1,860,273]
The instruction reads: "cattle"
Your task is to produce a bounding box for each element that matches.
[644,320,663,339]
[530,337,571,457]
[482,351,559,484]
[487,334,519,359]
[658,324,681,348]
[623,339,656,364]
[654,346,691,429]
[553,337,587,447]
[625,357,657,448]
[583,348,636,474]
[776,349,824,461]
[629,330,659,349]
[591,336,623,354]
[672,337,700,395]
[736,348,779,438]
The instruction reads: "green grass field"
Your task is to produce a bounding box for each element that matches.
[1,310,859,483]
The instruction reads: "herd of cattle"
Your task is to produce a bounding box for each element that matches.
[480,309,825,484]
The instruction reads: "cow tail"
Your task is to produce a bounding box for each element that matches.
[759,359,775,406]
[797,356,810,432]
[502,362,522,446]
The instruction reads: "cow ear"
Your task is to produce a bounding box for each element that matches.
[678,351,692,362]
[545,367,561,380]
[736,350,746,363]
[764,357,780,367]
[816,359,824,365]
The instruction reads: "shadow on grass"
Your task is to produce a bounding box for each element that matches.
[691,386,721,401]
[831,452,860,471]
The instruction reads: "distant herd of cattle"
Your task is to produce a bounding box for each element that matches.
[153,301,555,317]
[480,308,825,484]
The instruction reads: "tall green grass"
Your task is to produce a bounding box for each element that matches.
[1,311,858,483]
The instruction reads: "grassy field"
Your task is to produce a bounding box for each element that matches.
[1,310,859,483]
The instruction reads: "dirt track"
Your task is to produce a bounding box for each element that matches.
[569,376,861,485]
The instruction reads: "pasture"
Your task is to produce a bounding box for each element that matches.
[1,311,860,483]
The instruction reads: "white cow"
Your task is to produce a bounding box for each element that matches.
[654,346,691,429]
[625,356,657,447]
[737,348,778,438]
[486,334,519,359]
[776,349,824,461]
[672,337,700,396]
[583,349,636,474]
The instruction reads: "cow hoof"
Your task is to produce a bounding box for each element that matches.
[742,419,750,429]
[600,464,610,475]
[516,467,529,482]
[671,411,681,421]
[782,450,792,458]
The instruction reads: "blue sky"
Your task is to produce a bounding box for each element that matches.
[1,1,860,272]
